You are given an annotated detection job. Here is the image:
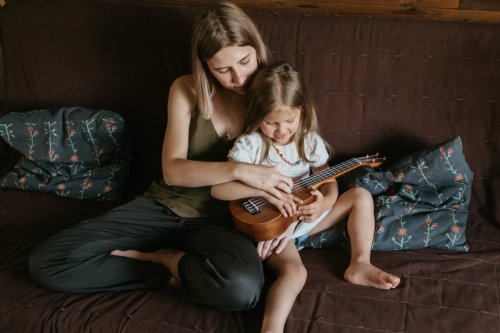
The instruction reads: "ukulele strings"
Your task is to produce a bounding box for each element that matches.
[246,158,362,209]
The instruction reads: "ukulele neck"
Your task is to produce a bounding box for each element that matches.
[293,158,364,191]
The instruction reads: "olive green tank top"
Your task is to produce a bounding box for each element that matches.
[143,111,235,218]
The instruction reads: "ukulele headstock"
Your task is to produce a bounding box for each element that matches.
[354,153,386,168]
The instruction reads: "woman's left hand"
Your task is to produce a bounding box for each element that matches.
[256,221,297,260]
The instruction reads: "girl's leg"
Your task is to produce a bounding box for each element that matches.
[310,187,400,289]
[261,242,307,333]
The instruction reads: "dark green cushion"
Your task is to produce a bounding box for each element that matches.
[302,137,473,252]
[0,107,132,201]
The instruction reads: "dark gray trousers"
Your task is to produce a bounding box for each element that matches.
[29,196,264,311]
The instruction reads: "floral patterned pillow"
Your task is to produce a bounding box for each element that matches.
[0,107,132,201]
[302,137,473,252]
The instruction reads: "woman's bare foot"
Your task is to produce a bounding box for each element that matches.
[167,276,182,288]
[344,261,400,289]
[111,248,185,287]
[111,248,181,264]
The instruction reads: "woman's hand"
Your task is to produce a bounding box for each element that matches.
[238,163,294,199]
[256,221,298,260]
[241,164,302,218]
[265,192,302,218]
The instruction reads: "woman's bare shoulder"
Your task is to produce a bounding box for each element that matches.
[169,75,196,114]
[171,74,195,95]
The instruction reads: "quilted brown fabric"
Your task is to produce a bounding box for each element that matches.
[0,1,498,332]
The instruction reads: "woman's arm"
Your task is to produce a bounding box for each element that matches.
[212,159,300,217]
[212,178,298,218]
[161,75,232,187]
[161,76,293,194]
[211,164,267,201]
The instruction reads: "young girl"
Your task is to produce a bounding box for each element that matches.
[30,2,293,312]
[212,62,400,333]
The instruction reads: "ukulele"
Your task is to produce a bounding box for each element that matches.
[230,154,385,241]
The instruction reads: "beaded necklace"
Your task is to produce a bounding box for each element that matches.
[271,143,300,166]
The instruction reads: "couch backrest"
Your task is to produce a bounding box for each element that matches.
[0,0,498,224]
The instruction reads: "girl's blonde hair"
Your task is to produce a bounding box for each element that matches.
[191,1,269,119]
[244,61,331,163]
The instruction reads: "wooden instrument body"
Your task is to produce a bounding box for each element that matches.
[229,187,313,241]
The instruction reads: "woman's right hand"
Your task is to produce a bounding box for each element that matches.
[237,163,302,218]
[239,163,294,198]
[265,192,301,218]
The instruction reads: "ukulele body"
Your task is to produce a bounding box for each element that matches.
[230,187,314,241]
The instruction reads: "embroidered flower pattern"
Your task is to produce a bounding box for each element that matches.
[0,108,132,202]
[0,122,15,146]
[422,215,439,247]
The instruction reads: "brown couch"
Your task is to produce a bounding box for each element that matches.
[1,1,499,332]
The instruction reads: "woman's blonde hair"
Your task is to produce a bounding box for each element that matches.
[244,61,331,163]
[191,1,269,119]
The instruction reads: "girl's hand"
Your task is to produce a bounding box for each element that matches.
[297,189,331,222]
[256,221,298,260]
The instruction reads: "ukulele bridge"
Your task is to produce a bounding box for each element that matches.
[243,199,260,215]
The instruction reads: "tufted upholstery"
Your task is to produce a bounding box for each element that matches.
[0,1,499,332]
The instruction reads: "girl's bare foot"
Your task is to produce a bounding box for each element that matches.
[344,261,400,289]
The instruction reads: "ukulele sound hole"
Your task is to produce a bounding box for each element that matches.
[243,200,261,215]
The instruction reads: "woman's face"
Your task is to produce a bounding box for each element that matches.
[259,106,302,145]
[206,45,258,95]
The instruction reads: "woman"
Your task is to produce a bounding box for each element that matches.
[29,2,292,311]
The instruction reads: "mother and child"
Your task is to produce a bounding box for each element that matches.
[29,2,400,333]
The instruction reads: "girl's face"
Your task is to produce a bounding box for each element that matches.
[206,45,258,95]
[259,106,302,145]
